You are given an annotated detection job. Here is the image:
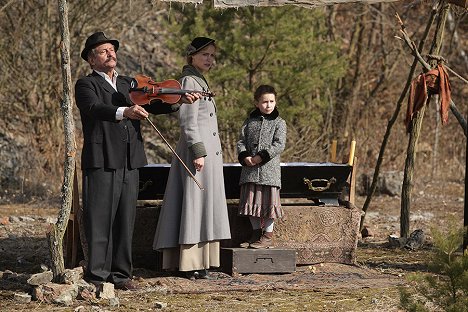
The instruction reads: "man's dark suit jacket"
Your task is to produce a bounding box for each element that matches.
[75,72,178,170]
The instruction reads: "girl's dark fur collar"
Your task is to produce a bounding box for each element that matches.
[249,107,279,120]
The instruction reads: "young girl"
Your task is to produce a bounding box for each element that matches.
[237,85,287,249]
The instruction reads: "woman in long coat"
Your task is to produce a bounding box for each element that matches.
[153,37,231,279]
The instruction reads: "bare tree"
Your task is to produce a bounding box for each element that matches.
[47,0,75,280]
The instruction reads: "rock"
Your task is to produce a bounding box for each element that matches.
[108,297,120,307]
[9,216,20,223]
[76,279,96,293]
[358,171,403,196]
[405,229,425,250]
[54,292,74,306]
[14,292,31,303]
[41,282,79,305]
[46,216,57,224]
[361,226,373,238]
[32,286,44,301]
[60,267,83,284]
[19,216,35,222]
[0,216,9,225]
[27,270,53,286]
[388,234,406,248]
[97,282,115,299]
[154,301,168,309]
[2,270,17,280]
[78,288,96,302]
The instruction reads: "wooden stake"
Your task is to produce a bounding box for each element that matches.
[330,139,337,163]
[348,140,356,166]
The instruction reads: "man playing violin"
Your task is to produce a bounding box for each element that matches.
[75,32,200,291]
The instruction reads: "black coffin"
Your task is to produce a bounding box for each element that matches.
[138,162,352,204]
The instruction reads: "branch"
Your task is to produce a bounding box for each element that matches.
[395,13,431,71]
[424,54,468,84]
[395,12,467,136]
[445,65,468,84]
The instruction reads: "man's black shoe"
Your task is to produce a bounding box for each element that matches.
[114,279,140,291]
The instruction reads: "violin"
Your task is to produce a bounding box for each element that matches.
[127,74,206,191]
[129,74,215,105]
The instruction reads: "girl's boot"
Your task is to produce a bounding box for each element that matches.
[239,229,263,248]
[250,231,273,249]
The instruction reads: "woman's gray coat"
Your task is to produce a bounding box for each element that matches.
[237,108,287,188]
[153,69,231,250]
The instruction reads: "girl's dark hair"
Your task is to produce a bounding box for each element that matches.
[254,85,276,102]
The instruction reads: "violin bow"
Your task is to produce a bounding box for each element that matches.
[145,117,204,191]
[156,87,215,98]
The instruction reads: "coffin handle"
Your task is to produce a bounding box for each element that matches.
[303,177,337,192]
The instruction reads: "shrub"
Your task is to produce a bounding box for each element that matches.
[399,223,468,312]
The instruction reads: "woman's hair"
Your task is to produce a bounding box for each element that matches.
[254,85,276,102]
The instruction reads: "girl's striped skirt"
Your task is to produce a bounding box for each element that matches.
[238,182,283,220]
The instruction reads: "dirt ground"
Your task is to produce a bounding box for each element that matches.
[0,180,465,311]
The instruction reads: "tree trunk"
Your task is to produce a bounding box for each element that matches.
[400,2,450,238]
[401,104,427,238]
[47,0,76,281]
[326,6,337,41]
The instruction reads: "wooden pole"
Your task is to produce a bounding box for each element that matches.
[330,139,337,162]
[401,104,427,238]
[348,140,356,166]
[47,0,76,280]
[400,2,449,238]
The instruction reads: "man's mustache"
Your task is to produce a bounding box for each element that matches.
[105,57,116,62]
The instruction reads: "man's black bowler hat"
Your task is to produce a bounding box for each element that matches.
[186,37,215,56]
[81,32,119,61]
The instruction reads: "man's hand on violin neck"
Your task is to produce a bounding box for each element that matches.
[124,105,148,120]
[180,92,202,104]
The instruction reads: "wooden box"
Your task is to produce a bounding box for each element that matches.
[220,248,296,275]
[223,204,361,265]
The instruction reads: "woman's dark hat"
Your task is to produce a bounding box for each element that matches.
[186,37,215,56]
[81,32,119,61]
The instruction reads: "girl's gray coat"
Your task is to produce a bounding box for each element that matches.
[237,108,287,188]
[153,69,231,250]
